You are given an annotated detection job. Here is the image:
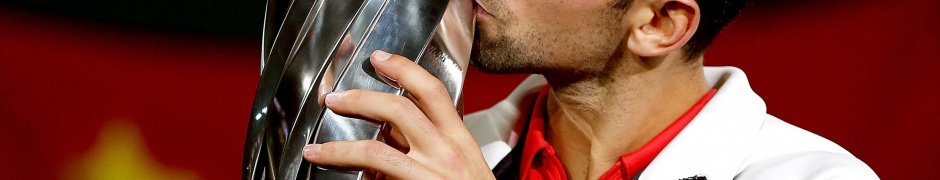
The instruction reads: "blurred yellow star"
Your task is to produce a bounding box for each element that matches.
[63,120,199,180]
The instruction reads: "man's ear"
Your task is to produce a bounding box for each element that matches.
[626,0,700,57]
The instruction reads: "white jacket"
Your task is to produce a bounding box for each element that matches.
[464,66,879,179]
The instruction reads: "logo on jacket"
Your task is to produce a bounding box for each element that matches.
[678,175,706,180]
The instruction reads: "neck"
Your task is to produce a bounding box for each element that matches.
[541,55,708,180]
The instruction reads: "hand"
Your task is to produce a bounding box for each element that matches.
[303,50,495,180]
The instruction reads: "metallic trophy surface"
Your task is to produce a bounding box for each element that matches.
[242,0,475,179]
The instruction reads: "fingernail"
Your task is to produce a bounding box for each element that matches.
[303,144,321,157]
[372,50,391,62]
[325,92,342,105]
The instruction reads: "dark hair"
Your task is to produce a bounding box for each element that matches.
[615,0,747,60]
[683,0,748,59]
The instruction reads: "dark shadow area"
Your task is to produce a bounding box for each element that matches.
[1,0,265,37]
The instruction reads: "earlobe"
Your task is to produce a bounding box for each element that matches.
[626,0,700,57]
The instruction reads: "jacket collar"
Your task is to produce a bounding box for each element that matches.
[474,67,766,179]
[639,66,766,179]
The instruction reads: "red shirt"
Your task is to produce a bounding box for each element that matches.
[519,86,718,180]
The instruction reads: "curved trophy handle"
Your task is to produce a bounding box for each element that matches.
[244,0,324,178]
[244,0,474,179]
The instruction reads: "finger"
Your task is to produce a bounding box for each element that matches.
[317,63,336,107]
[303,141,441,179]
[369,50,466,133]
[324,89,443,148]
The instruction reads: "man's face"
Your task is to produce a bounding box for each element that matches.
[471,0,631,75]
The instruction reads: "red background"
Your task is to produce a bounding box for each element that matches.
[1,0,938,179]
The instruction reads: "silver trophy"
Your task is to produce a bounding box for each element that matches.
[242,0,474,179]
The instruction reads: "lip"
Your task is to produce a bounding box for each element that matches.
[473,0,495,19]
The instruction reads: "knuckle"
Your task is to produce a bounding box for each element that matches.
[391,98,436,132]
[344,89,364,102]
[393,57,412,69]
[427,147,470,174]
[317,143,337,162]
[424,82,451,99]
[362,141,388,159]
[391,96,416,113]
[443,152,466,172]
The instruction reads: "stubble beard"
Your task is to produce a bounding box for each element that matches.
[469,1,629,77]
[468,0,549,75]
[470,23,544,74]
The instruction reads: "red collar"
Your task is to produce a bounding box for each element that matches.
[519,86,718,180]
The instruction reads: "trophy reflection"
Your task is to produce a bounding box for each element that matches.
[242,0,475,179]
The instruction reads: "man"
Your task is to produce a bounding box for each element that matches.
[299,0,879,179]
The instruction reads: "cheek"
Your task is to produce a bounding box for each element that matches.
[500,3,563,42]
[510,0,581,27]
[506,0,617,39]
[504,1,624,58]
